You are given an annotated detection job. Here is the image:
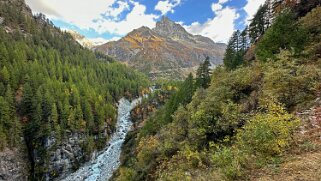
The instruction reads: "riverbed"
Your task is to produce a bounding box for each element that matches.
[61,98,141,181]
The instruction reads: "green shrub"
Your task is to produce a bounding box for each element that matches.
[116,167,137,181]
[261,51,320,110]
[212,146,244,180]
[0,126,7,150]
[236,101,299,158]
[299,7,321,36]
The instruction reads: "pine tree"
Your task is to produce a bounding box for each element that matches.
[42,90,52,122]
[223,39,236,70]
[60,98,70,130]
[5,85,20,147]
[0,97,10,144]
[75,103,84,130]
[256,10,308,61]
[50,103,58,130]
[5,85,15,115]
[203,57,211,88]
[0,66,10,85]
[68,108,76,131]
[195,57,211,89]
[195,65,203,89]
[223,31,245,70]
[83,100,94,133]
[249,4,268,43]
[0,43,9,67]
[0,125,7,150]
[21,83,35,118]
[240,28,250,53]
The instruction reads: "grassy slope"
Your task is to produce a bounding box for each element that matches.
[113,5,321,181]
[248,98,321,181]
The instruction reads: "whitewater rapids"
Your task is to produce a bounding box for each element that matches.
[61,98,141,181]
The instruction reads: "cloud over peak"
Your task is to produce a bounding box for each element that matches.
[25,0,268,43]
[155,0,182,15]
[184,0,238,43]
[26,0,159,40]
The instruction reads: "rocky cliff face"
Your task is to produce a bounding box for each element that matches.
[42,128,112,179]
[95,17,226,79]
[43,132,86,179]
[0,147,29,180]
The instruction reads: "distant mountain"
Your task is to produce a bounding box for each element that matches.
[95,17,226,79]
[66,30,106,49]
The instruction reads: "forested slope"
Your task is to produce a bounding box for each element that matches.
[0,0,149,179]
[113,1,321,180]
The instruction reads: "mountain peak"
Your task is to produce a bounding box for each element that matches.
[127,26,156,38]
[95,16,226,79]
[133,26,151,32]
[160,16,172,23]
[154,16,187,38]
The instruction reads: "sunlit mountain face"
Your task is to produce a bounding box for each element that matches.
[95,16,226,79]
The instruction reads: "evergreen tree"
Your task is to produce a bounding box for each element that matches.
[0,66,10,85]
[4,85,20,147]
[223,40,236,70]
[83,100,94,133]
[0,43,9,67]
[0,125,7,150]
[50,103,58,130]
[196,57,211,89]
[0,1,149,178]
[249,4,270,43]
[256,10,308,61]
[75,103,84,130]
[179,73,195,106]
[224,31,245,70]
[203,58,211,88]
[240,28,250,53]
[21,83,35,118]
[0,97,10,143]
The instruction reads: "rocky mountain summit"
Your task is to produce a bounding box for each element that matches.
[95,17,226,79]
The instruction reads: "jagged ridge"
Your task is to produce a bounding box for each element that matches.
[95,17,226,79]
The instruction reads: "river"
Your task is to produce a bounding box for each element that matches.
[61,98,141,181]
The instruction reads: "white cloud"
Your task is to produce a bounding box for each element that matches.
[25,0,158,37]
[244,0,266,22]
[184,0,237,43]
[155,0,181,15]
[211,0,230,11]
[218,0,230,4]
[211,3,223,11]
[26,0,119,28]
[25,0,263,44]
[25,0,61,17]
[94,1,158,35]
[104,1,130,18]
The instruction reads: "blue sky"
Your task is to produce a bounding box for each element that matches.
[25,0,265,43]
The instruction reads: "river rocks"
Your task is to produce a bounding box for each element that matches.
[37,125,115,180]
[0,148,28,181]
[60,98,141,181]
